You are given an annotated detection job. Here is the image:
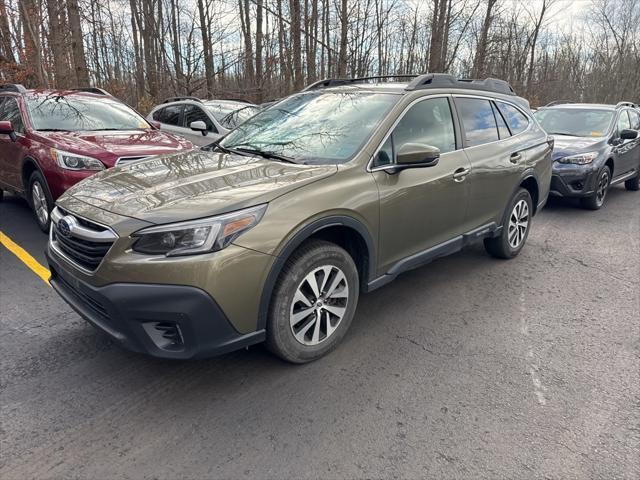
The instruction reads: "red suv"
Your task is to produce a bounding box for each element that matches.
[0,84,194,231]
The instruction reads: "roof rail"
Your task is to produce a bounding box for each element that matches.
[163,96,202,104]
[69,87,110,96]
[0,84,27,94]
[542,100,574,108]
[616,101,637,109]
[406,73,516,96]
[302,75,419,91]
[219,97,250,103]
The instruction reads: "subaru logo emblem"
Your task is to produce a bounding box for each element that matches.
[58,215,77,237]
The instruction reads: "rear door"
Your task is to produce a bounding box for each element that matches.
[453,96,527,227]
[372,96,472,273]
[0,96,28,190]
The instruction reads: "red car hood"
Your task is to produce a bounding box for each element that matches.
[35,129,193,166]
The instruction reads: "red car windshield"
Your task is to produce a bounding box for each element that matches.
[26,94,151,132]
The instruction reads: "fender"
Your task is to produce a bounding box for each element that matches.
[256,215,376,331]
[514,167,543,214]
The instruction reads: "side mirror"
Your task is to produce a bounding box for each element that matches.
[190,120,208,135]
[149,120,161,129]
[620,129,638,140]
[0,120,16,142]
[396,143,440,167]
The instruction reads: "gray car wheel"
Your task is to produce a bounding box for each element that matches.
[484,188,533,259]
[266,239,359,363]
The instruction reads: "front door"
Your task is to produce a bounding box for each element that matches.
[0,97,27,190]
[372,96,471,274]
[613,109,640,178]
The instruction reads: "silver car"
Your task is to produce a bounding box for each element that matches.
[147,97,261,146]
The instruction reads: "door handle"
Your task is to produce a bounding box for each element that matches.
[510,152,522,164]
[453,167,470,182]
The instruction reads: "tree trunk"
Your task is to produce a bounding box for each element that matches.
[66,0,89,86]
[337,0,348,76]
[290,0,303,89]
[472,0,497,78]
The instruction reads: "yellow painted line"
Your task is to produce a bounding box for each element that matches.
[0,231,51,286]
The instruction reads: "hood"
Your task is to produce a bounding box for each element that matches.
[35,129,193,166]
[60,149,338,224]
[551,135,607,161]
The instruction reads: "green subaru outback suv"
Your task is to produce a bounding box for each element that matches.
[46,74,552,363]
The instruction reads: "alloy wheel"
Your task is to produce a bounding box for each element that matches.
[596,170,609,206]
[508,199,529,249]
[289,265,349,346]
[31,181,49,226]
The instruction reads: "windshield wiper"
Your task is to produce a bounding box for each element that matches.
[228,145,298,164]
[37,128,71,132]
[549,131,584,137]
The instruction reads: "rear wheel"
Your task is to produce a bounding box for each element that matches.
[28,170,53,232]
[484,188,532,259]
[266,239,359,363]
[625,172,640,191]
[580,166,610,210]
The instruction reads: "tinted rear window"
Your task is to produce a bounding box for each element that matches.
[495,102,529,134]
[153,105,182,126]
[456,97,499,147]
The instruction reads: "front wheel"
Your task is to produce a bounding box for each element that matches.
[484,188,533,259]
[580,166,610,210]
[28,170,53,232]
[266,239,359,363]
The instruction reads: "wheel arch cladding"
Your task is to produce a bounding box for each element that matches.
[520,175,539,215]
[256,216,375,331]
[605,158,614,176]
[21,157,40,188]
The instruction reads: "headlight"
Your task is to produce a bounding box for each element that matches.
[132,204,267,256]
[556,151,598,165]
[52,148,105,171]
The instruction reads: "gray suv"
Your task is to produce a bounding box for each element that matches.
[47,74,552,363]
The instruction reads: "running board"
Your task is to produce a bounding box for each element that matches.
[366,222,498,292]
[610,170,637,185]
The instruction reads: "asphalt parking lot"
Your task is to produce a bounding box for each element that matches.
[1,188,639,479]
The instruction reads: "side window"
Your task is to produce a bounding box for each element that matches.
[183,105,216,132]
[0,97,25,133]
[373,97,456,167]
[495,101,529,135]
[617,111,631,132]
[629,110,640,130]
[491,102,511,139]
[456,97,499,147]
[153,105,182,126]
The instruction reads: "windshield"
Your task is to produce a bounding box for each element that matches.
[219,91,399,164]
[206,103,261,129]
[535,108,614,137]
[26,94,151,131]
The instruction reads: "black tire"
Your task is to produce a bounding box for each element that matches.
[28,170,53,232]
[625,172,640,191]
[266,239,360,363]
[484,188,533,259]
[580,166,610,210]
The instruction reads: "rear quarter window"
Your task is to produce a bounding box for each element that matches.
[495,101,529,135]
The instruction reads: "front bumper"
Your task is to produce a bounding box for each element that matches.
[47,251,265,359]
[549,163,598,198]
